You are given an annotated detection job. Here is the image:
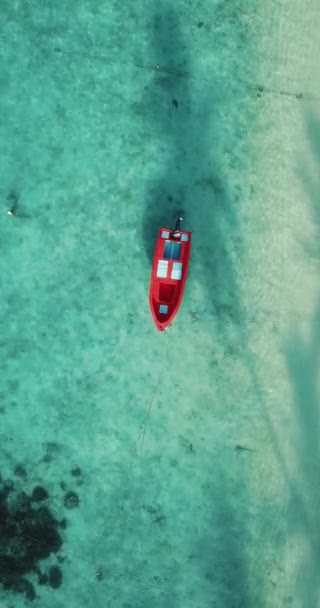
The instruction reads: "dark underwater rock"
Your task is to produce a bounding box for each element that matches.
[38,571,49,585]
[59,518,68,529]
[63,491,79,509]
[71,466,82,477]
[49,566,62,589]
[14,465,27,478]
[0,473,63,601]
[32,486,49,502]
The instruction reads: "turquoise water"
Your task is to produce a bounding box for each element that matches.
[1,1,320,606]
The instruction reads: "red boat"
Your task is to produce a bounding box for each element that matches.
[149,217,192,331]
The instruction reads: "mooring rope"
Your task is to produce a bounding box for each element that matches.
[137,328,170,459]
[51,46,320,102]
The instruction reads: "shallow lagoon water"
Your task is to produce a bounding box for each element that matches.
[1,1,320,606]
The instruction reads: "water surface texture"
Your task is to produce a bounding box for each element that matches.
[1,1,320,606]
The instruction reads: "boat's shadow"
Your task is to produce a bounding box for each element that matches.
[141,1,244,334]
[141,6,191,262]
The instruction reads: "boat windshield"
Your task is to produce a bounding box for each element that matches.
[163,240,181,260]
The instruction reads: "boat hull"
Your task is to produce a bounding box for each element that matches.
[149,227,192,331]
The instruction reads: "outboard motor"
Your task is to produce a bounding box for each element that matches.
[172,216,184,239]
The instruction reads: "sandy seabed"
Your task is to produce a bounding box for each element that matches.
[0,1,320,607]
